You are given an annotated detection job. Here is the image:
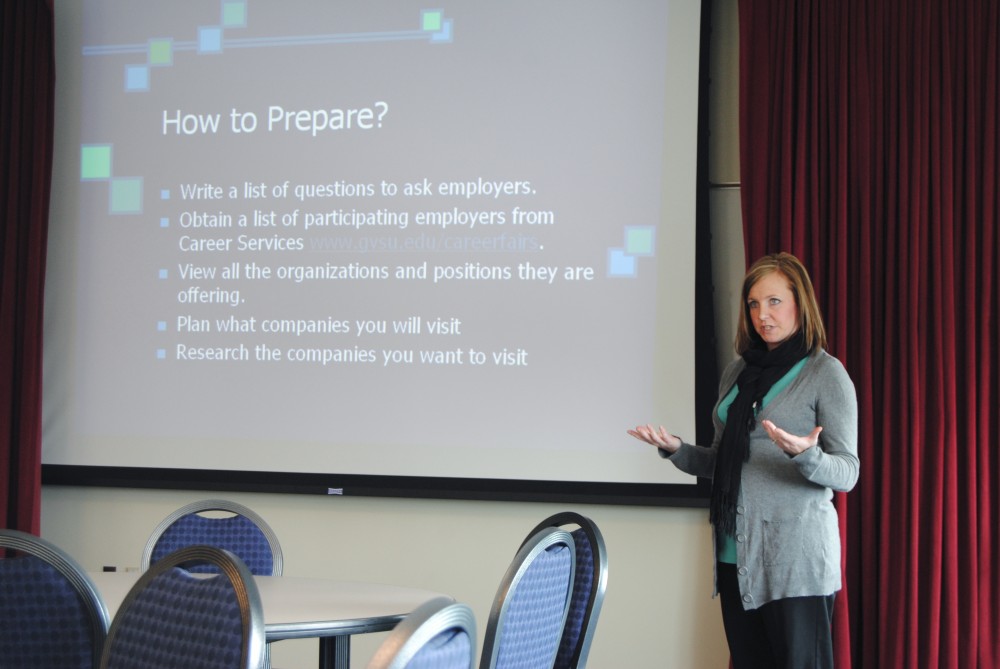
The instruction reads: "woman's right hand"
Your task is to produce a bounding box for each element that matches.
[627,424,682,453]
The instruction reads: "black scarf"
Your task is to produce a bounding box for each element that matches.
[710,330,809,536]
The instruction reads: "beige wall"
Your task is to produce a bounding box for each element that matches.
[41,1,742,667]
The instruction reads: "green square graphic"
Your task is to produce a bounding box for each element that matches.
[80,145,112,180]
[148,39,172,66]
[422,11,443,31]
[625,227,655,255]
[222,1,246,27]
[110,178,143,214]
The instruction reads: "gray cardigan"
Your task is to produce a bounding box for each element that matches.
[666,350,859,609]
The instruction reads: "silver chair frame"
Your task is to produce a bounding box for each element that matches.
[366,596,476,669]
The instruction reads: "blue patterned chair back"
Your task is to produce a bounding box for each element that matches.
[366,596,476,669]
[0,529,109,669]
[480,528,575,669]
[141,500,282,576]
[520,513,608,669]
[101,545,265,669]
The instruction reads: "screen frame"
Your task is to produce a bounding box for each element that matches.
[42,0,718,508]
[42,464,713,507]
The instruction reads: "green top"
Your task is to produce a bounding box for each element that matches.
[715,357,808,563]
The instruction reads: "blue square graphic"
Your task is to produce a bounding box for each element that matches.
[125,65,150,92]
[431,18,453,43]
[199,26,224,53]
[607,248,636,278]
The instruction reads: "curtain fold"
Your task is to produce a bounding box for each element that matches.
[0,0,54,533]
[739,0,999,667]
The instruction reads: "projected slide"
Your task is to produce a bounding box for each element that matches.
[45,0,702,491]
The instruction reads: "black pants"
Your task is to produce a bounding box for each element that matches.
[717,562,836,669]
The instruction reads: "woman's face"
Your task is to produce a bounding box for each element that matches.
[747,271,800,350]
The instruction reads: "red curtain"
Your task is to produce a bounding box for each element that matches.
[739,1,999,668]
[0,0,54,533]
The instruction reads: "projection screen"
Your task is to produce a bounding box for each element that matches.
[43,0,709,505]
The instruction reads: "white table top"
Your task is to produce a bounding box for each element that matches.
[89,571,450,641]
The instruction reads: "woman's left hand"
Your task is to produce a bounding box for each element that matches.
[760,419,823,456]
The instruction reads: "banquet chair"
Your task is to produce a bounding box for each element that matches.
[141,499,283,575]
[100,545,265,669]
[366,596,477,669]
[518,513,608,669]
[0,528,110,669]
[479,526,576,669]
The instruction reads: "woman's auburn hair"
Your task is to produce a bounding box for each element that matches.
[734,252,828,355]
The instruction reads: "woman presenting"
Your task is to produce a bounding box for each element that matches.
[629,252,859,669]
